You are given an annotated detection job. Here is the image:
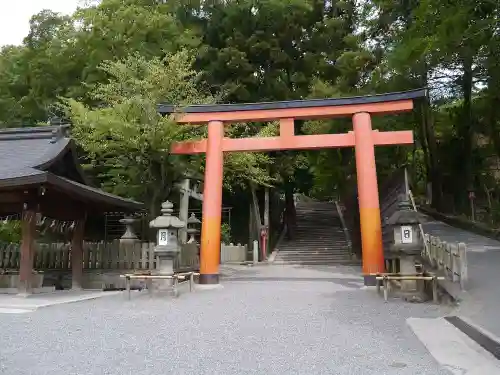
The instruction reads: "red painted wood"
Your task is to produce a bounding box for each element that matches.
[171,130,413,154]
[173,100,414,124]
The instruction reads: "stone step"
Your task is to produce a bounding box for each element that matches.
[276,251,350,255]
[275,257,352,261]
[276,251,350,258]
[278,247,349,251]
[296,210,337,213]
[272,260,360,265]
[296,204,337,207]
[294,224,343,228]
[296,208,337,212]
[295,224,342,228]
[274,200,353,266]
[278,245,348,248]
[296,214,340,217]
[276,250,351,254]
[277,249,350,253]
[283,234,346,237]
[283,238,347,240]
[278,244,347,249]
[296,216,341,220]
[293,234,345,236]
[294,225,343,229]
[296,213,339,217]
[296,223,340,225]
[284,236,346,240]
[280,241,348,244]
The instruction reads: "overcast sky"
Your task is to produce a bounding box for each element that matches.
[0,0,82,47]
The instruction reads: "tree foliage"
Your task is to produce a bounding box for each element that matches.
[0,0,499,223]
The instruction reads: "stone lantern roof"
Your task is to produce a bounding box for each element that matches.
[387,195,423,226]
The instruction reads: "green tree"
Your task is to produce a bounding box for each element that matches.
[64,51,274,214]
[64,51,213,214]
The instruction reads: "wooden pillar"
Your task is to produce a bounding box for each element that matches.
[353,112,385,285]
[179,178,190,244]
[264,186,270,258]
[71,219,85,290]
[18,207,37,294]
[199,120,224,284]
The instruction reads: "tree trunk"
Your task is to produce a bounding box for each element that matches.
[487,36,500,158]
[250,182,262,240]
[417,63,443,211]
[425,105,444,211]
[457,54,474,211]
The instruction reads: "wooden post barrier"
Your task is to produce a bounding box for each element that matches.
[374,274,445,303]
[120,272,200,300]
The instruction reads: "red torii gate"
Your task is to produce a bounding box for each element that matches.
[163,89,426,285]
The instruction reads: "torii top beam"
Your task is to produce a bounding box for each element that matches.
[165,89,426,154]
[159,89,426,124]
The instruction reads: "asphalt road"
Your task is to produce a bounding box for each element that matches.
[422,217,500,339]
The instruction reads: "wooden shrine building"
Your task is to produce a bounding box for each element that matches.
[0,125,143,294]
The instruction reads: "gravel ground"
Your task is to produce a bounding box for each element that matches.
[0,265,452,375]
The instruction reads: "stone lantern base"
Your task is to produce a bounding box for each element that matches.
[398,255,426,303]
[152,246,179,294]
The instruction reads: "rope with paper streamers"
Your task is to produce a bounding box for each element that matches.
[0,213,77,236]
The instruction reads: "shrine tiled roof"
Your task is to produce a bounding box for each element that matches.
[0,125,143,211]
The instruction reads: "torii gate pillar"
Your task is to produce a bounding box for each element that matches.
[353,113,384,282]
[167,89,426,286]
[198,120,224,284]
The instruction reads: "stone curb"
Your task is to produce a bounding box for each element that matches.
[0,290,122,311]
[445,315,500,360]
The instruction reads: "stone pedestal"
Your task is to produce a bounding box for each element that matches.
[399,256,425,302]
[119,216,139,243]
[152,248,178,292]
[400,256,417,291]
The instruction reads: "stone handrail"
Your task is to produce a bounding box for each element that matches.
[408,189,430,258]
[335,200,352,256]
[423,234,468,290]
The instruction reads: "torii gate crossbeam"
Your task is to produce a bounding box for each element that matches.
[164,89,426,286]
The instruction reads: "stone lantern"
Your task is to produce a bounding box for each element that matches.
[149,201,185,281]
[386,194,425,300]
[186,213,201,244]
[387,194,424,256]
[119,215,139,244]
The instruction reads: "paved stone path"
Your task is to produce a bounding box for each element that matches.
[422,216,500,338]
[0,264,465,375]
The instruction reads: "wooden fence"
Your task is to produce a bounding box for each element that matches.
[423,234,468,289]
[0,241,248,271]
[0,241,198,272]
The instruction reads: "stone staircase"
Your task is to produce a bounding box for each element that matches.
[273,201,355,265]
